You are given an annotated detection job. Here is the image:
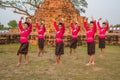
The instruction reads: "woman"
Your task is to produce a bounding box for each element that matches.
[84,16,97,66]
[69,21,80,56]
[97,18,109,57]
[36,19,46,57]
[54,18,65,64]
[17,17,32,66]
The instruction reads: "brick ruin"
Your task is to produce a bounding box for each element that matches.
[32,0,85,35]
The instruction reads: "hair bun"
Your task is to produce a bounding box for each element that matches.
[90,21,94,23]
[59,22,63,25]
[102,22,106,24]
[24,22,30,26]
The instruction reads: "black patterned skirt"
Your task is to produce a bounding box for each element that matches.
[70,38,78,49]
[99,38,105,48]
[38,38,44,49]
[17,42,29,55]
[55,42,64,55]
[87,42,95,55]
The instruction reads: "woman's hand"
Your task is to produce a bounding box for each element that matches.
[20,17,24,21]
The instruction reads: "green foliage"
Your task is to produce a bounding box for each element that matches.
[0,22,9,30]
[0,22,4,30]
[8,20,17,28]
[71,0,88,13]
[114,24,120,27]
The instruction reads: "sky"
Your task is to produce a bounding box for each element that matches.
[0,0,120,26]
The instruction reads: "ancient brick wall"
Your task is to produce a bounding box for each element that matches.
[1,33,120,46]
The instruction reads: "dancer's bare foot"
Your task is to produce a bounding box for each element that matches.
[42,53,44,56]
[39,53,44,57]
[16,63,21,67]
[38,53,40,57]
[100,54,104,58]
[54,62,59,65]
[86,63,91,66]
[70,53,72,56]
[74,53,77,57]
[40,53,44,57]
[91,62,95,65]
[59,61,63,64]
[24,61,28,65]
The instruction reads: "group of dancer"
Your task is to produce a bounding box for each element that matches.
[16,16,109,66]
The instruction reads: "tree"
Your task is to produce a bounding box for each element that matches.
[0,22,4,30]
[0,0,88,17]
[114,24,120,27]
[70,0,88,13]
[8,20,17,28]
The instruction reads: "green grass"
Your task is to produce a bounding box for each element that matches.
[0,44,120,80]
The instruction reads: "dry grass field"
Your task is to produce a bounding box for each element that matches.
[0,44,120,80]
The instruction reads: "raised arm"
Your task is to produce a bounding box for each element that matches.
[93,20,97,33]
[105,20,109,31]
[61,18,65,32]
[97,18,102,29]
[70,22,74,29]
[18,17,24,31]
[83,17,89,31]
[27,18,32,32]
[76,21,80,31]
[91,16,97,33]
[28,23,32,32]
[41,21,46,32]
[54,21,59,31]
[36,19,40,30]
[77,25,80,31]
[62,23,65,30]
[62,23,65,34]
[97,22,102,30]
[43,24,46,32]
